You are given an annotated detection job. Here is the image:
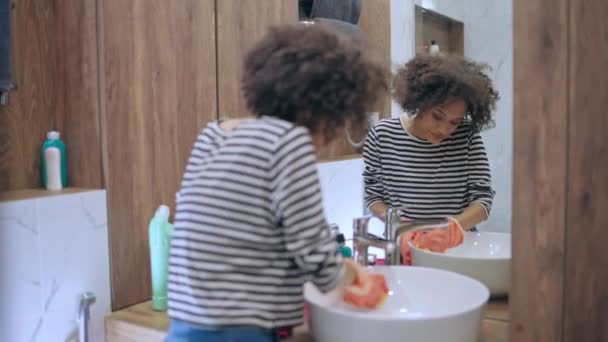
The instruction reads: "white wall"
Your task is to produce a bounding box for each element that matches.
[463,0,513,233]
[317,0,513,240]
[0,191,111,342]
[317,159,365,235]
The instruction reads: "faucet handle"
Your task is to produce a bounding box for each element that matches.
[385,241,396,255]
[387,206,407,216]
[352,215,373,265]
[386,206,409,223]
[328,223,340,238]
[352,215,372,237]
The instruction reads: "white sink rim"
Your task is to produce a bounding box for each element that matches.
[409,231,511,261]
[304,266,490,322]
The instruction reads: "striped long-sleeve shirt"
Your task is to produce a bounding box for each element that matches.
[168,116,342,329]
[363,118,495,220]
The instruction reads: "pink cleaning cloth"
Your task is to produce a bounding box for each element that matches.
[399,218,464,265]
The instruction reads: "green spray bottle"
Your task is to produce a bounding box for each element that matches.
[149,205,174,311]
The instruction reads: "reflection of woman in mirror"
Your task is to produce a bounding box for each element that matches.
[363,54,499,231]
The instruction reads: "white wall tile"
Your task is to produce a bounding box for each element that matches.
[37,190,110,342]
[463,0,513,233]
[416,0,465,22]
[317,159,365,241]
[0,199,44,342]
[0,190,110,342]
[390,0,415,117]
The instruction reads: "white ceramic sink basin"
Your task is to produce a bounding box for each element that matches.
[411,232,511,296]
[304,266,489,342]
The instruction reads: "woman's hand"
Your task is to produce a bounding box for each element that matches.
[369,202,389,222]
[338,259,358,288]
[447,217,465,234]
[399,217,465,264]
[339,259,389,310]
[452,202,488,230]
[370,202,414,223]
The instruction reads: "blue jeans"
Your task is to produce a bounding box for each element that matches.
[165,319,277,342]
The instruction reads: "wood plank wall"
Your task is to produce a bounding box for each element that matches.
[100,0,218,310]
[358,0,391,117]
[216,0,298,120]
[563,0,608,340]
[512,0,608,341]
[0,0,102,191]
[511,0,569,340]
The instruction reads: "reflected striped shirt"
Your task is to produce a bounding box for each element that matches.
[168,116,341,329]
[363,118,495,220]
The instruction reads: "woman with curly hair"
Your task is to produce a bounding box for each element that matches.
[166,24,387,341]
[363,54,499,233]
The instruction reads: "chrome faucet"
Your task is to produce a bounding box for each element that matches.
[353,207,447,266]
[352,215,395,265]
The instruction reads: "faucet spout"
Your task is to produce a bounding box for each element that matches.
[352,208,448,266]
[384,207,448,265]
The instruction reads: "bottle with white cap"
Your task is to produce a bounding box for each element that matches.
[429,40,440,55]
[149,204,174,311]
[41,131,67,190]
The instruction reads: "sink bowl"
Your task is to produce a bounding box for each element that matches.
[304,266,489,342]
[410,232,511,297]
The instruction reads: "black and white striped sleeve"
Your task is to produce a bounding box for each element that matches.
[271,127,342,292]
[467,133,495,216]
[362,124,386,209]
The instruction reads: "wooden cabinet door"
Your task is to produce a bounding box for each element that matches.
[101,0,218,310]
[216,0,298,120]
[512,0,608,340]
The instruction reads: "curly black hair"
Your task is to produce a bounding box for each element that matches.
[242,24,389,142]
[392,54,499,132]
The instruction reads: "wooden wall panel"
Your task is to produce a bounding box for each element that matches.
[216,0,298,119]
[56,0,103,190]
[0,0,102,191]
[511,0,569,341]
[318,0,391,161]
[101,0,218,310]
[564,0,608,340]
[358,0,391,117]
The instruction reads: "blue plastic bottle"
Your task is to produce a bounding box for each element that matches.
[149,205,174,311]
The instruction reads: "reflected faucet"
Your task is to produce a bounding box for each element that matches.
[353,207,447,266]
[352,215,395,265]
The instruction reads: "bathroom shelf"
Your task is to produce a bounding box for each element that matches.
[415,5,464,56]
[0,187,99,203]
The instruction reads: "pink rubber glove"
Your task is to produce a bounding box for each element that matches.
[341,259,389,310]
[399,217,465,265]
